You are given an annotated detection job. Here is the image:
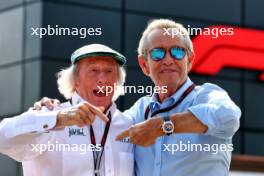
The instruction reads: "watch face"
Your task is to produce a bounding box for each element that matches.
[165,123,173,131]
[162,121,174,133]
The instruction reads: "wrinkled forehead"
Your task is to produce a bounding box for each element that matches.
[146,28,186,50]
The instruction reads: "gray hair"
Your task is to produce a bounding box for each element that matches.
[57,64,126,101]
[138,19,193,58]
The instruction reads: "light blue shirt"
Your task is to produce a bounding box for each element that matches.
[124,77,241,176]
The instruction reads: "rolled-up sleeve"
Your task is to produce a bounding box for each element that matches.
[188,83,241,139]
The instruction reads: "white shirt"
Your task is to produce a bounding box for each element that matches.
[0,92,134,176]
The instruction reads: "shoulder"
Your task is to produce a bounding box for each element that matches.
[123,96,152,123]
[197,82,225,92]
[124,96,152,115]
[25,101,71,113]
[192,82,231,104]
[131,96,152,109]
[194,82,228,96]
[51,101,72,110]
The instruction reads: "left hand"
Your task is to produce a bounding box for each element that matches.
[116,117,164,147]
[33,97,61,110]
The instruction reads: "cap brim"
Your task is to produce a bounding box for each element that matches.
[72,52,126,66]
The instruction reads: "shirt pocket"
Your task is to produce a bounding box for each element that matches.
[62,150,94,176]
[119,152,134,176]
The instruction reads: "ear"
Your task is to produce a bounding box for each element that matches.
[74,73,81,92]
[187,52,195,73]
[138,56,150,76]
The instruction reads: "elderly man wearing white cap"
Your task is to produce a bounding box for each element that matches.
[0,44,134,176]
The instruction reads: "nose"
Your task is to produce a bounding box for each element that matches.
[162,50,174,66]
[97,72,108,85]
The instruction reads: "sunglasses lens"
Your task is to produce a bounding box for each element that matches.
[171,47,185,60]
[150,48,165,61]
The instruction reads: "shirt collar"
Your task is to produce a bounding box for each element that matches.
[149,77,193,112]
[71,91,116,116]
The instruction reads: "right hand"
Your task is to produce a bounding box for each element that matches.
[56,102,109,128]
[33,97,61,110]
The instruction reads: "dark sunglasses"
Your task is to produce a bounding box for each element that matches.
[149,47,186,61]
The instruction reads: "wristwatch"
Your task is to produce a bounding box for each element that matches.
[161,116,174,136]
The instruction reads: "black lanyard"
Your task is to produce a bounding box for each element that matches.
[90,112,112,176]
[144,84,195,120]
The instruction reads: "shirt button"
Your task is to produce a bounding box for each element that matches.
[43,124,49,129]
[106,146,109,150]
[107,169,111,173]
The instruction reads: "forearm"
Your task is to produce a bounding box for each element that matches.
[117,112,208,147]
[0,110,58,161]
[149,111,208,139]
[170,111,208,134]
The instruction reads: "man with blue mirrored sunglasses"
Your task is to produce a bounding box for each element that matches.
[117,19,241,176]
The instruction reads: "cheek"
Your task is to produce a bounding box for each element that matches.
[78,76,93,90]
[144,59,155,75]
[110,77,118,87]
[176,60,188,73]
[184,61,189,73]
[148,62,159,76]
[74,77,81,91]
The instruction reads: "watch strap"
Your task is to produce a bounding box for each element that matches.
[163,115,170,122]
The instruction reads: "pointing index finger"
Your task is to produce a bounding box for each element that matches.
[115,129,130,141]
[84,103,109,123]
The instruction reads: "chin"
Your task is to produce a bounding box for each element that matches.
[160,80,180,89]
[160,79,177,85]
[94,98,112,107]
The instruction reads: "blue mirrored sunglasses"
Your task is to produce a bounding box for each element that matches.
[149,47,186,61]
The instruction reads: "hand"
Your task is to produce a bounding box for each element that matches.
[116,117,164,147]
[56,102,109,128]
[33,97,61,110]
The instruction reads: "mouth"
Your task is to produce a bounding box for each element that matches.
[93,89,107,97]
[159,69,178,73]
